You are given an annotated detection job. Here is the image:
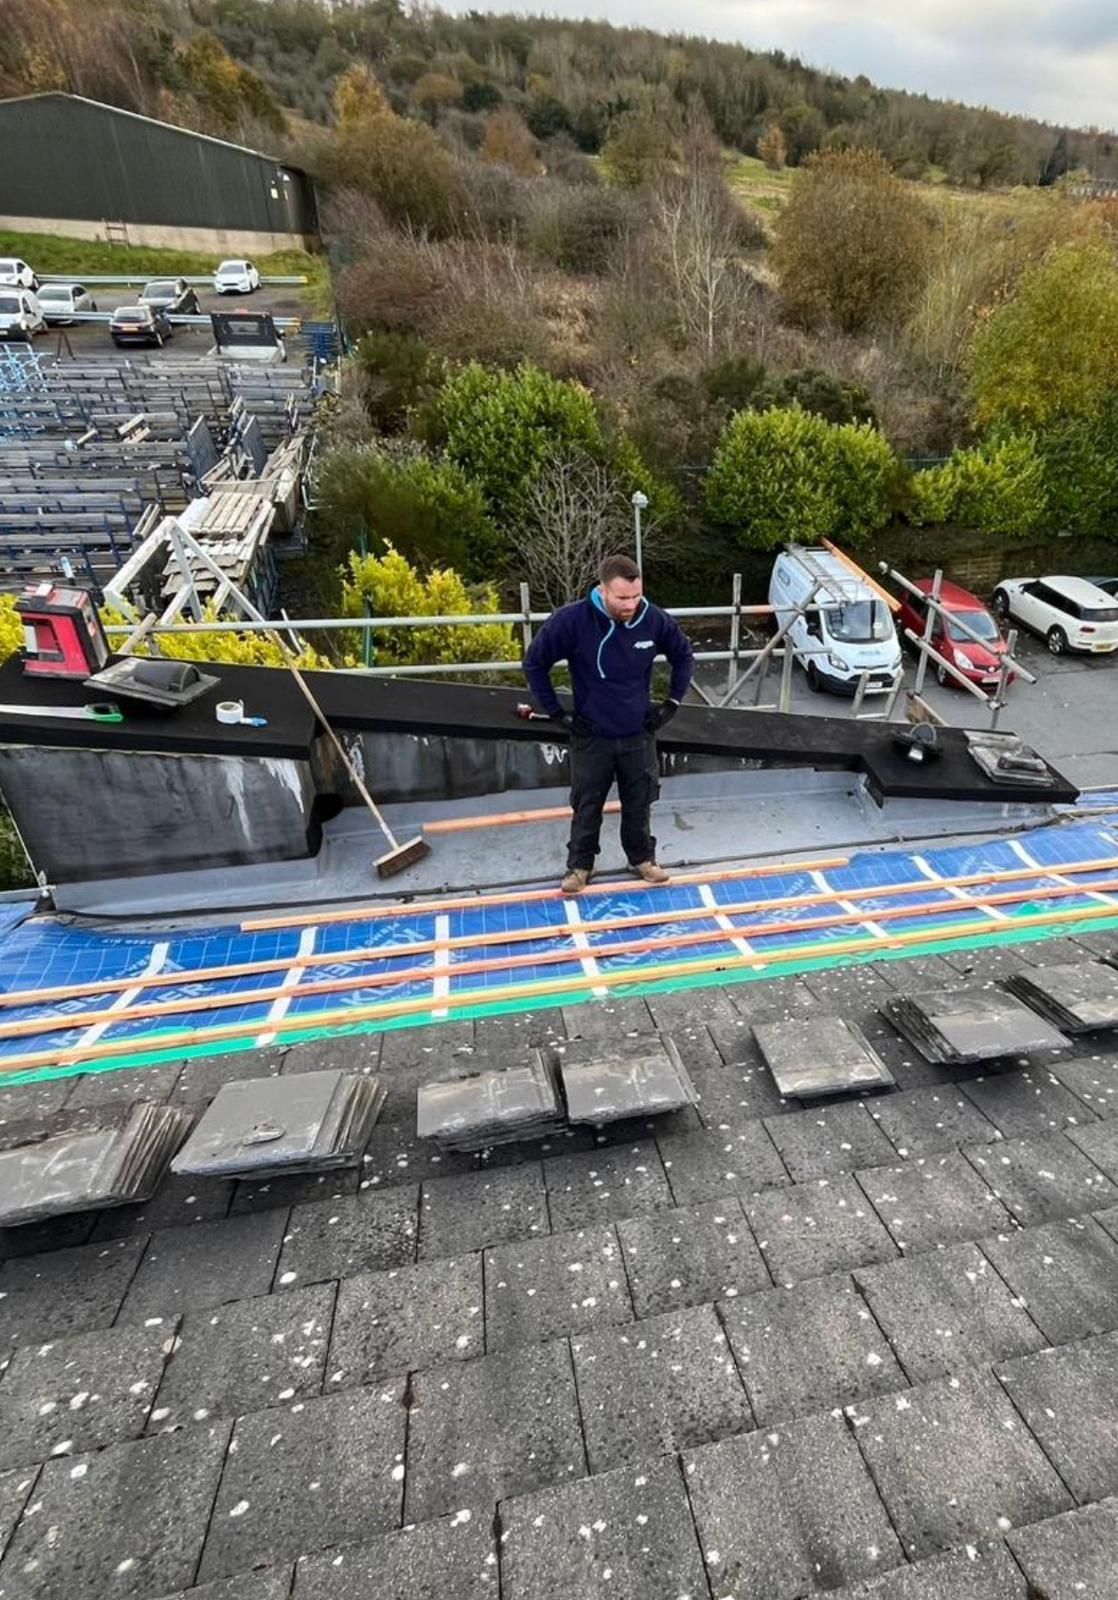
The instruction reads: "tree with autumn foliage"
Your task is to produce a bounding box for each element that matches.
[773,147,933,334]
[480,109,539,176]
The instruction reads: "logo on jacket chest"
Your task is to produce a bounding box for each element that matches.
[633,639,654,650]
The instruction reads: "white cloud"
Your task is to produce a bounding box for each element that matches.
[438,1,1118,130]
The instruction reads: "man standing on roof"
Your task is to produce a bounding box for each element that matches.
[524,553,694,895]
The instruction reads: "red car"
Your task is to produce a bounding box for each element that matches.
[897,578,1012,688]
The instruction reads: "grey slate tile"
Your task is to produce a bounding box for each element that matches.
[293,1513,496,1599]
[361,1124,477,1190]
[198,1383,406,1582]
[328,1254,483,1383]
[275,1187,418,1288]
[0,1320,173,1468]
[867,1085,1000,1159]
[983,1216,1118,1345]
[617,1198,770,1318]
[997,1331,1118,1504]
[569,1303,752,1472]
[120,1210,288,1321]
[852,1368,1073,1559]
[483,1225,631,1352]
[687,1059,790,1128]
[560,997,655,1039]
[803,964,901,1011]
[869,956,958,992]
[727,975,817,1018]
[418,1164,547,1260]
[149,1283,333,1429]
[764,1101,897,1183]
[658,1124,787,1206]
[962,1068,1097,1139]
[0,1465,38,1563]
[1052,1056,1118,1119]
[0,1420,231,1600]
[646,987,739,1031]
[500,1458,707,1600]
[282,1029,383,1076]
[1065,1118,1118,1184]
[230,1169,358,1217]
[753,1017,895,1099]
[1007,1496,1118,1600]
[720,1273,905,1425]
[405,1340,585,1522]
[828,1541,1027,1598]
[63,1062,182,1110]
[152,1570,293,1600]
[543,1140,671,1230]
[0,1237,146,1345]
[0,1076,74,1131]
[964,1134,1118,1226]
[686,1410,905,1600]
[472,1009,566,1052]
[855,1152,1014,1254]
[91,1173,235,1240]
[854,1240,1044,1383]
[172,1047,286,1102]
[0,1212,98,1259]
[746,1175,898,1287]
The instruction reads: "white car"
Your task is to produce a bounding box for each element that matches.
[0,258,38,290]
[993,575,1118,655]
[36,282,97,325]
[0,289,46,341]
[213,258,260,294]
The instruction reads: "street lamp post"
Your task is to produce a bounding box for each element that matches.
[631,490,648,574]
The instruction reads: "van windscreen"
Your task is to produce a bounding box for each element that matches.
[825,599,893,643]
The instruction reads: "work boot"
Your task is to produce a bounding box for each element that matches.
[561,867,592,896]
[630,861,670,885]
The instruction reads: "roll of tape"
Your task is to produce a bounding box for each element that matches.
[216,700,244,725]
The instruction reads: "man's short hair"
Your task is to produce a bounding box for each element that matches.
[600,553,640,585]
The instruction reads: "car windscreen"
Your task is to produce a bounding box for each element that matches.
[0,296,20,314]
[217,261,245,273]
[945,611,999,643]
[113,307,148,320]
[143,282,175,296]
[824,599,893,643]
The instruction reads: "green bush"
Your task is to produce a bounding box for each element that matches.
[341,545,519,666]
[909,434,1049,539]
[704,406,896,550]
[430,361,605,521]
[1036,404,1118,540]
[316,446,501,577]
[353,331,442,429]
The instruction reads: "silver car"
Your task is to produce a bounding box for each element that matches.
[36,282,97,325]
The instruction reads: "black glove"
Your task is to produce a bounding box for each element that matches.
[645,699,679,733]
[552,709,574,731]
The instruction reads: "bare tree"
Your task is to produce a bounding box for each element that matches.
[518,450,633,606]
[650,125,755,357]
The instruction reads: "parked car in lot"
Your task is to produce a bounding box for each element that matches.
[213,259,260,294]
[139,278,200,315]
[0,258,38,290]
[109,304,173,347]
[897,578,1012,688]
[992,575,1118,655]
[36,282,96,325]
[0,290,46,341]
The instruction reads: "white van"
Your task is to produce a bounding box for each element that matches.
[0,289,45,341]
[769,545,903,695]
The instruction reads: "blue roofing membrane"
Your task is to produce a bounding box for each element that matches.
[2,813,1118,1084]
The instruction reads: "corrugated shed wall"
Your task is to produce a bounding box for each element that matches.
[0,94,316,235]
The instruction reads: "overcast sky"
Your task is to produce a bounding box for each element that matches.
[442,2,1118,131]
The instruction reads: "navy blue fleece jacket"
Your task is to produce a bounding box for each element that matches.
[523,589,694,738]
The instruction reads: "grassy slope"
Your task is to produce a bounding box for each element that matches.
[0,229,328,291]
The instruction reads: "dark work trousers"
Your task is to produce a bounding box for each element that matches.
[567,729,660,870]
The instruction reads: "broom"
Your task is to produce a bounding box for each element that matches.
[277,644,430,880]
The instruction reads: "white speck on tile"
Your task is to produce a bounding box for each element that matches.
[229,1501,250,1519]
